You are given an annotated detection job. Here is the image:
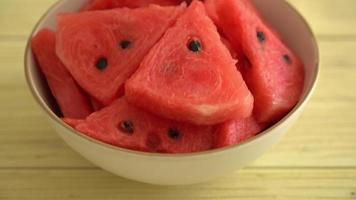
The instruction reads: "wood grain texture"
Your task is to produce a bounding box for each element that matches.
[289,0,356,37]
[1,169,356,200]
[0,0,356,199]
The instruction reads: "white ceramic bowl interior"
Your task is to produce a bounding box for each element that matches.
[25,0,319,185]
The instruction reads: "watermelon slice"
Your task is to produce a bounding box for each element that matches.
[31,29,93,119]
[82,0,185,11]
[56,4,186,105]
[205,0,304,124]
[214,116,264,148]
[65,97,214,153]
[126,1,254,125]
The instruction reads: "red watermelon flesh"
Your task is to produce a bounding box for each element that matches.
[221,34,250,75]
[90,97,105,111]
[204,0,219,25]
[214,116,264,148]
[31,29,93,119]
[62,118,85,128]
[220,36,237,60]
[82,0,185,11]
[220,33,251,72]
[125,1,254,125]
[56,4,186,105]
[205,1,248,71]
[205,0,304,124]
[67,97,214,153]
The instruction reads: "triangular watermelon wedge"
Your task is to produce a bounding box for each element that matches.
[205,0,304,124]
[65,97,214,153]
[56,4,186,105]
[31,29,93,119]
[125,0,254,125]
[82,0,185,11]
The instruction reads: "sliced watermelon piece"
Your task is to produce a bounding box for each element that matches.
[67,97,214,153]
[56,4,186,105]
[82,0,184,11]
[214,116,264,148]
[31,29,93,119]
[126,1,254,125]
[205,0,304,124]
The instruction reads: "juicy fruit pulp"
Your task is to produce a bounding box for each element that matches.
[205,0,304,124]
[32,0,305,153]
[56,4,186,105]
[67,98,214,153]
[31,29,93,119]
[126,1,254,125]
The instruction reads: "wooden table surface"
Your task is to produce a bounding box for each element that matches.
[1,0,356,199]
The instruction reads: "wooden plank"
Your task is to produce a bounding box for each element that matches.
[0,0,356,37]
[0,38,356,168]
[0,39,93,168]
[0,0,54,38]
[0,168,356,200]
[288,0,356,37]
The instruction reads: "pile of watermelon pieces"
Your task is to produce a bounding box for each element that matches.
[31,0,304,153]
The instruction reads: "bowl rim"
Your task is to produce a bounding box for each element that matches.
[24,0,320,158]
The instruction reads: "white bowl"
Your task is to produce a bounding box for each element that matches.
[24,0,319,185]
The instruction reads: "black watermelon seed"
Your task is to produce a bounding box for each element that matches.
[95,57,108,71]
[256,31,266,43]
[119,120,134,134]
[188,39,202,53]
[283,54,291,64]
[168,128,181,140]
[119,40,131,49]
